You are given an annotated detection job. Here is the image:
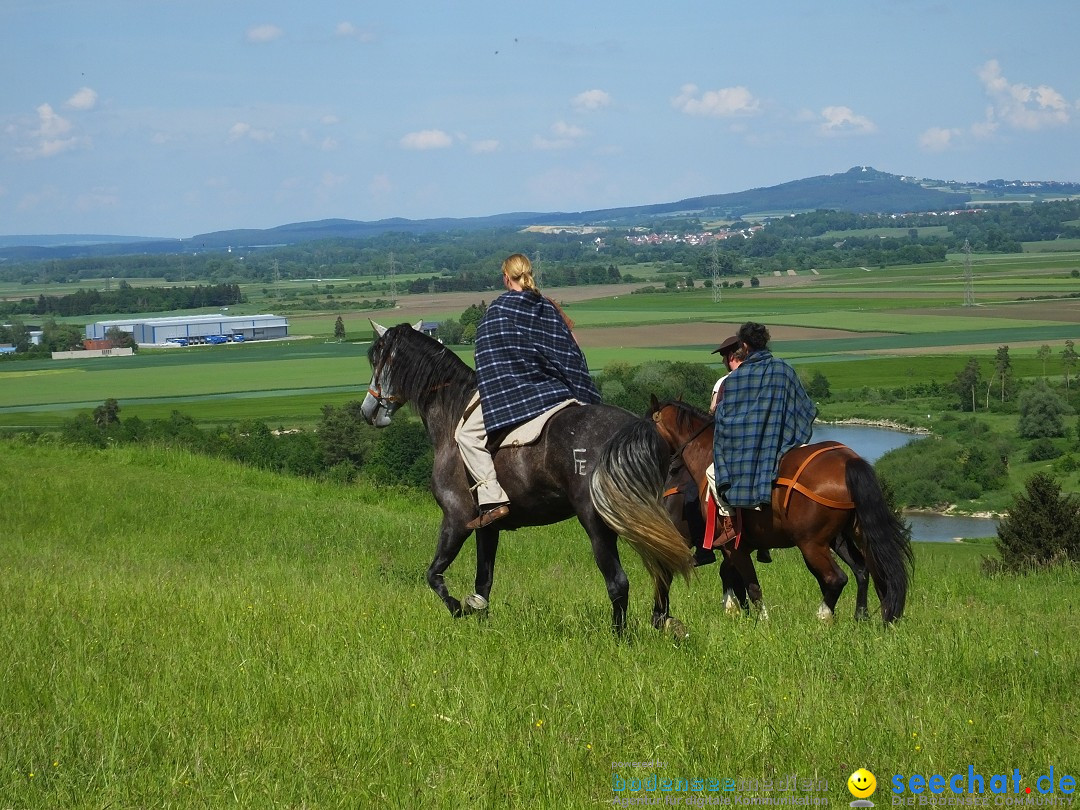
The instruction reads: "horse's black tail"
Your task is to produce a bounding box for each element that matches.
[589,419,695,587]
[846,457,914,622]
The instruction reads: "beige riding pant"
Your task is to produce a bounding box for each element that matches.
[454,399,509,506]
[704,463,732,517]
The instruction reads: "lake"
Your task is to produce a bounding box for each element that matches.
[812,423,1000,542]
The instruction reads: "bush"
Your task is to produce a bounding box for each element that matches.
[986,473,1080,573]
[1026,438,1062,462]
[1018,380,1072,438]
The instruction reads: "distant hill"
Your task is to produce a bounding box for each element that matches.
[0,233,167,250]
[5,166,1075,261]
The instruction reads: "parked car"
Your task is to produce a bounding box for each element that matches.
[230,334,245,342]
[206,335,229,345]
[165,338,188,346]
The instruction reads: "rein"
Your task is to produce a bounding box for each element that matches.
[652,408,711,461]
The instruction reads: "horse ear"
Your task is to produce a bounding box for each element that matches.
[649,393,660,409]
[370,320,387,338]
[412,320,424,331]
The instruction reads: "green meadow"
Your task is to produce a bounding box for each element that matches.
[2,439,1077,808]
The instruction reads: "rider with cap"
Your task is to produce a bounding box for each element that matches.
[712,322,816,542]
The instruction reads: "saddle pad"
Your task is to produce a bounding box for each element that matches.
[499,399,583,448]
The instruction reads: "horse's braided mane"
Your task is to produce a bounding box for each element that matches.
[369,324,476,415]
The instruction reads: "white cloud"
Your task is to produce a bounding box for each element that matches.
[15,103,81,159]
[817,105,877,136]
[919,127,961,152]
[227,122,274,142]
[399,129,452,150]
[321,115,340,126]
[671,83,760,117]
[335,21,376,42]
[470,139,500,154]
[533,121,585,150]
[65,87,98,111]
[977,59,1070,131]
[552,121,584,139]
[246,24,283,43]
[572,89,612,112]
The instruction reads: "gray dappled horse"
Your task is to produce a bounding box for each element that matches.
[360,322,694,635]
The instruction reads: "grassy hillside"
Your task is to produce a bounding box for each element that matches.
[2,439,1077,808]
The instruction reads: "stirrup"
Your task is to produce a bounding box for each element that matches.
[717,515,737,546]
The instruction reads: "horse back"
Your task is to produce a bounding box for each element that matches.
[491,403,640,522]
[774,441,859,513]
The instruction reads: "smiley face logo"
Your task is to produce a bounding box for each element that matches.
[847,768,877,799]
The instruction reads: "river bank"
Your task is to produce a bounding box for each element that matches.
[811,421,1006,527]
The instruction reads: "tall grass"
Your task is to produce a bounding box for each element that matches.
[2,440,1077,808]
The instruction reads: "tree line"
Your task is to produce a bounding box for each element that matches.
[3,200,1079,293]
[0,281,244,318]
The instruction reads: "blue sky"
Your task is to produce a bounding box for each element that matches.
[2,0,1077,238]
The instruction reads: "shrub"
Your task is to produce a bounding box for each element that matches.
[1018,380,1071,438]
[986,473,1080,573]
[1026,438,1062,462]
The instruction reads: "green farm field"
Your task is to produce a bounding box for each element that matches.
[2,439,1077,808]
[2,253,1079,429]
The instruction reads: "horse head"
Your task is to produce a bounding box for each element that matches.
[648,396,708,451]
[361,320,420,427]
[361,320,471,428]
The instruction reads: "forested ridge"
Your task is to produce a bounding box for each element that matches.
[2,200,1078,300]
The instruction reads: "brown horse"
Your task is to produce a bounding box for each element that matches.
[649,397,913,623]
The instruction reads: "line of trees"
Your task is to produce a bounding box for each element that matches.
[0,281,244,318]
[4,201,1079,293]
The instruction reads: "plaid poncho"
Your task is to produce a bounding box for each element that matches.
[713,349,816,507]
[475,290,601,433]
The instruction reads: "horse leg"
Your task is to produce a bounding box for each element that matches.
[836,528,870,622]
[426,522,473,617]
[725,547,767,620]
[579,514,630,635]
[464,526,499,615]
[718,558,749,615]
[799,542,848,622]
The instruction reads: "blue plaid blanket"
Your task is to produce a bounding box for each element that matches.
[475,291,600,433]
[713,350,816,507]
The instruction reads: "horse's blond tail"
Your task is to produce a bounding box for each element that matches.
[590,419,695,586]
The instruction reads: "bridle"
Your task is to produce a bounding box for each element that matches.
[366,345,454,418]
[652,404,711,461]
[366,351,405,417]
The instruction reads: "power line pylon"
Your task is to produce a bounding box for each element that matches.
[711,243,722,304]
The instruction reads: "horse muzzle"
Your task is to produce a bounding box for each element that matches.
[361,391,394,427]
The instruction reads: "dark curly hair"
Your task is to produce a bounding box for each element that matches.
[738,321,770,351]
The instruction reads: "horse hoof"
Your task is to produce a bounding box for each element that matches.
[463,593,489,614]
[722,590,742,617]
[816,602,835,623]
[662,617,689,640]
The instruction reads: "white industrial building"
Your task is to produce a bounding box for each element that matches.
[85,314,289,346]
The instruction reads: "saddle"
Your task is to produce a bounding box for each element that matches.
[698,442,856,551]
[461,392,583,450]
